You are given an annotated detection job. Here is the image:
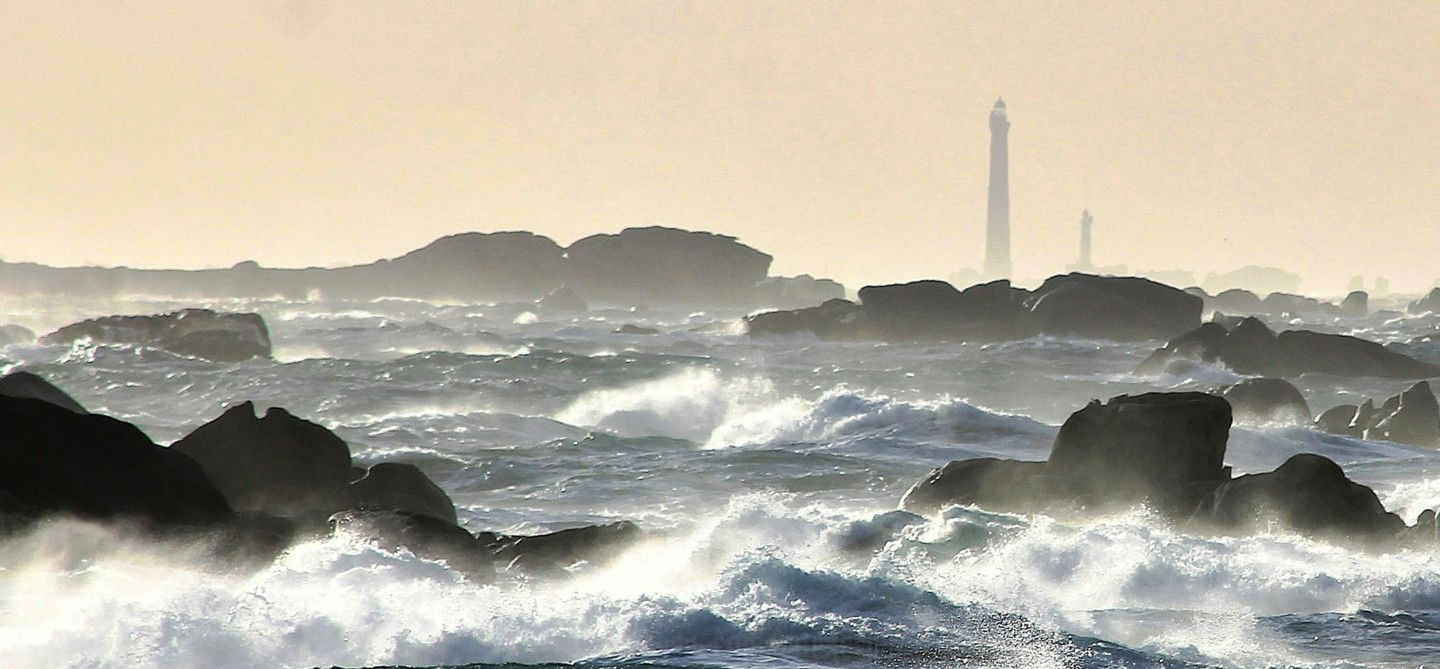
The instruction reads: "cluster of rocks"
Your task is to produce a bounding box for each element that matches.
[901,392,1431,548]
[1194,287,1373,320]
[1138,316,1440,379]
[0,227,844,310]
[1314,382,1440,447]
[39,308,273,362]
[747,273,1202,343]
[0,371,642,577]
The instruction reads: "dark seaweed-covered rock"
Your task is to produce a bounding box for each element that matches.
[172,402,354,516]
[349,462,458,524]
[41,309,271,362]
[1193,454,1405,545]
[0,371,87,413]
[0,395,231,527]
[1220,378,1310,424]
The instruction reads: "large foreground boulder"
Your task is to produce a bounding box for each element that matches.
[902,392,1232,518]
[171,402,354,516]
[1219,378,1310,424]
[1141,317,1440,379]
[41,309,272,362]
[1193,454,1405,545]
[0,395,231,527]
[1046,392,1232,515]
[0,371,87,413]
[1024,274,1201,341]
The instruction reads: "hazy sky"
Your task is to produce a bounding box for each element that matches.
[2,2,1437,293]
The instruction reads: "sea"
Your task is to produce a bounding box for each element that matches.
[2,293,1440,669]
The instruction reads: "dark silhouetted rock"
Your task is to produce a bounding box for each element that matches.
[1341,291,1369,317]
[488,520,642,572]
[1262,292,1337,318]
[565,227,772,307]
[0,395,231,527]
[755,275,847,310]
[172,402,354,516]
[746,298,873,341]
[0,371,86,413]
[382,231,567,301]
[1142,317,1440,380]
[1409,288,1440,315]
[1193,453,1404,545]
[1209,288,1264,315]
[332,509,493,578]
[1220,378,1310,424]
[348,462,457,524]
[41,309,272,362]
[537,285,587,312]
[1361,382,1440,447]
[1046,392,1232,516]
[1024,274,1201,341]
[900,458,1056,513]
[1314,404,1361,437]
[857,279,1036,342]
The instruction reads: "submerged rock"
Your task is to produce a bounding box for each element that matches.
[0,395,231,527]
[1220,378,1310,424]
[0,371,87,413]
[172,402,354,516]
[41,308,272,362]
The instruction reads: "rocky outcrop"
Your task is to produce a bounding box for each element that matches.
[1341,291,1369,317]
[41,309,272,362]
[0,395,231,527]
[1209,288,1264,315]
[1315,382,1440,447]
[380,231,567,301]
[565,227,772,307]
[486,520,643,573]
[745,298,873,341]
[1219,378,1310,424]
[902,392,1424,547]
[1409,288,1440,315]
[349,463,457,524]
[171,402,355,516]
[1192,454,1405,545]
[1024,274,1202,341]
[751,274,1200,344]
[0,371,87,413]
[1140,316,1440,379]
[755,275,847,310]
[903,392,1232,518]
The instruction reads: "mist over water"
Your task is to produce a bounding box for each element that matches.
[3,294,1440,668]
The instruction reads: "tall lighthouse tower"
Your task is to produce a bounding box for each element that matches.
[984,98,1011,279]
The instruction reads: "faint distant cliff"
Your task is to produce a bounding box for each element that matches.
[0,226,841,309]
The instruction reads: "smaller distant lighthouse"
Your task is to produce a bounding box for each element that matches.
[1077,210,1093,270]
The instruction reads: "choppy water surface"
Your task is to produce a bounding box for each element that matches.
[2,295,1439,668]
